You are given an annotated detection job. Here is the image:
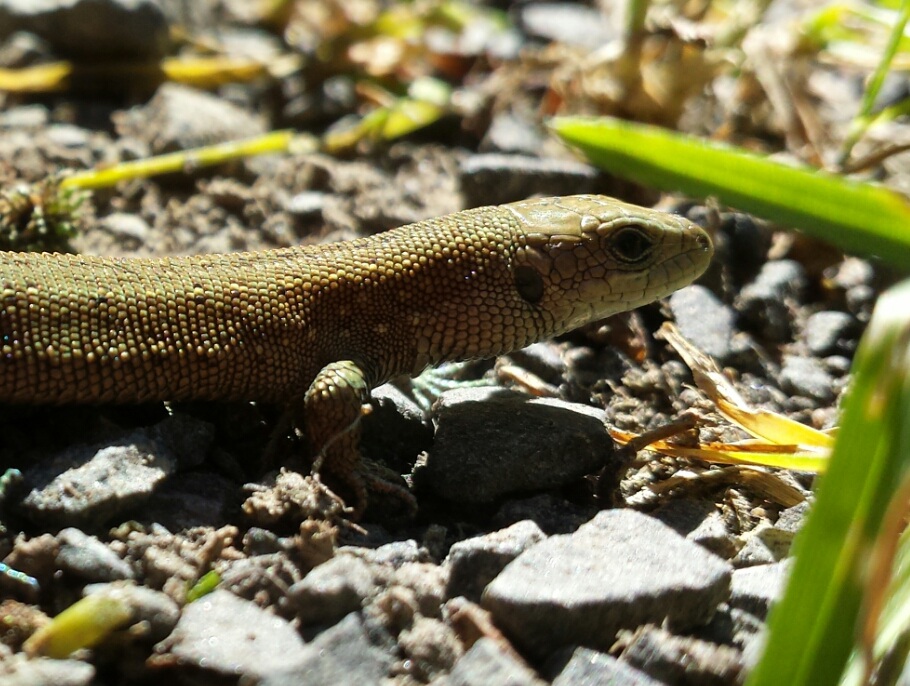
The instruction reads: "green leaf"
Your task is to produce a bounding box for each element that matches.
[746,279,910,686]
[551,116,910,270]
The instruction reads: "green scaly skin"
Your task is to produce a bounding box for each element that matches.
[0,195,713,515]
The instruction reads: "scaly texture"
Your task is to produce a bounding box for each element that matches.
[0,195,713,513]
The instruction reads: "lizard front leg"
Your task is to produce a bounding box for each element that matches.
[304,360,415,518]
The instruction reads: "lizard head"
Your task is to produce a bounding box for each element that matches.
[503,194,714,337]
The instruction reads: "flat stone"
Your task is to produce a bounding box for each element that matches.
[716,212,771,279]
[116,83,266,154]
[260,613,394,686]
[398,615,462,680]
[652,499,736,559]
[289,554,377,625]
[505,342,567,385]
[0,104,50,129]
[419,387,610,504]
[551,647,663,686]
[775,501,810,533]
[621,625,743,684]
[0,655,95,686]
[56,528,134,582]
[445,638,546,686]
[0,0,169,60]
[780,355,835,403]
[519,3,615,48]
[483,110,547,156]
[445,520,546,601]
[157,590,308,681]
[99,213,152,248]
[19,416,213,527]
[459,154,600,208]
[135,471,237,530]
[83,582,180,643]
[492,493,596,535]
[669,285,737,363]
[730,560,792,620]
[732,523,795,566]
[362,382,434,470]
[803,310,857,356]
[354,539,428,567]
[736,260,807,342]
[482,510,731,657]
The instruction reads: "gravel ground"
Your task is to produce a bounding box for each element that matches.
[0,0,895,684]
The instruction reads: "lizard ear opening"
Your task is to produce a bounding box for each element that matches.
[513,265,544,304]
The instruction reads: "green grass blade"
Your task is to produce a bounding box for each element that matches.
[840,0,910,164]
[550,116,910,269]
[746,279,910,686]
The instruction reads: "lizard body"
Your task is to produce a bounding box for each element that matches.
[0,195,712,513]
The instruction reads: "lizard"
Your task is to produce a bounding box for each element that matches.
[0,194,713,516]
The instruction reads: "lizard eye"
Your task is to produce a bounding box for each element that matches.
[513,265,544,304]
[609,227,654,264]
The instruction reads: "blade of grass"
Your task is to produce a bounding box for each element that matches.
[839,0,910,165]
[550,116,910,269]
[59,130,303,191]
[746,278,910,686]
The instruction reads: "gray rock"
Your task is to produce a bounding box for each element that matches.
[482,111,547,157]
[737,260,807,342]
[398,615,462,679]
[19,416,213,527]
[0,31,52,69]
[99,212,151,248]
[389,561,449,617]
[459,154,599,208]
[0,104,49,129]
[136,471,236,530]
[0,0,169,60]
[651,499,737,559]
[44,123,90,149]
[832,258,877,318]
[551,647,663,686]
[56,528,134,582]
[355,539,428,567]
[482,510,732,657]
[0,655,95,686]
[505,342,567,386]
[716,213,771,278]
[157,590,308,680]
[621,625,743,684]
[261,613,394,686]
[519,3,615,49]
[669,285,737,363]
[289,554,377,625]
[775,500,810,533]
[445,520,546,601]
[701,604,766,652]
[116,83,266,154]
[730,560,792,620]
[285,190,329,220]
[780,355,835,403]
[83,582,180,642]
[363,382,434,469]
[732,524,795,567]
[803,310,856,356]
[492,493,596,535]
[445,638,546,686]
[420,388,610,504]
